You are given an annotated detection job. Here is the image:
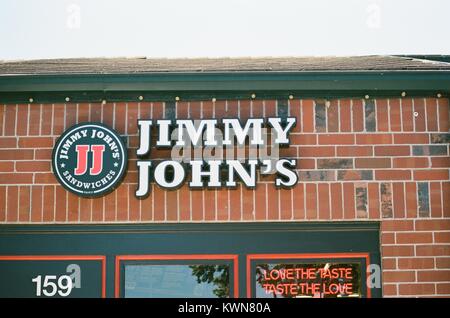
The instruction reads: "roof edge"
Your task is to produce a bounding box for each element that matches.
[1,70,449,91]
[0,70,448,103]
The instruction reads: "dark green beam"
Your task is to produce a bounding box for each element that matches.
[1,71,449,92]
[0,71,448,103]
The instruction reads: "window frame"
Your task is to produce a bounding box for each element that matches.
[0,255,106,298]
[115,254,239,298]
[246,253,371,298]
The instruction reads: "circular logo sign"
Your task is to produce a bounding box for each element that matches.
[52,122,127,197]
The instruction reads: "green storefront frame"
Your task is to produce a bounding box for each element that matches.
[0,222,381,298]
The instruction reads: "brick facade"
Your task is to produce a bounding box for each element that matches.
[0,97,449,297]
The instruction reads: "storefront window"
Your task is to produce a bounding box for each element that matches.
[124,264,230,298]
[255,262,362,298]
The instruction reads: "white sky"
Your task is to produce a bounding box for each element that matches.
[1,0,449,60]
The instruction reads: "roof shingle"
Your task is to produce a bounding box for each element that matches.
[1,55,449,76]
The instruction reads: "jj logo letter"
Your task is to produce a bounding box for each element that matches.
[74,144,105,176]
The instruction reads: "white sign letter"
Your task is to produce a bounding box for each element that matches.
[226,160,258,187]
[154,161,185,189]
[275,159,298,188]
[136,161,152,197]
[190,160,222,188]
[136,120,152,156]
[156,120,172,147]
[268,117,296,144]
[222,119,264,146]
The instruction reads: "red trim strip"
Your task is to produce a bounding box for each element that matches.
[246,253,251,298]
[114,254,120,298]
[233,255,239,299]
[246,253,371,298]
[115,254,239,298]
[0,255,107,298]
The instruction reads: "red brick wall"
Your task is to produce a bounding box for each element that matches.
[0,97,449,297]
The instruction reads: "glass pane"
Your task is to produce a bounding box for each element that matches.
[124,264,230,298]
[255,262,362,298]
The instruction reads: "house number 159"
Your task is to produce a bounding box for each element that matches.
[31,275,73,297]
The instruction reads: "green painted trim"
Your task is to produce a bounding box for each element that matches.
[0,221,380,235]
[0,90,447,104]
[0,71,448,103]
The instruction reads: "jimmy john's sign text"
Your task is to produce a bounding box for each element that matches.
[53,117,298,198]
